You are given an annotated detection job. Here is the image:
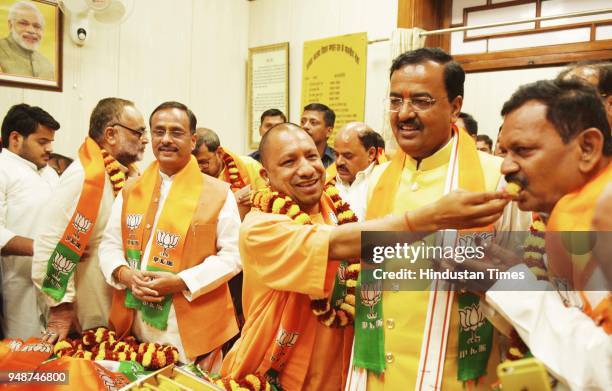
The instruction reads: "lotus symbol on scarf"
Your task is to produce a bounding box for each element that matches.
[459,303,486,344]
[72,213,92,239]
[52,253,75,274]
[361,281,382,319]
[276,328,299,348]
[126,214,143,231]
[156,230,179,258]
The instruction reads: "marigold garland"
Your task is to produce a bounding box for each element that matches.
[507,216,548,361]
[215,374,272,391]
[101,149,126,196]
[251,184,361,328]
[53,327,179,370]
[523,218,548,281]
[220,149,247,191]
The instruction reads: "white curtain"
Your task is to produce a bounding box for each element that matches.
[380,28,427,154]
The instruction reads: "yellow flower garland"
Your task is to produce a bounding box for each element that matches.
[251,184,361,328]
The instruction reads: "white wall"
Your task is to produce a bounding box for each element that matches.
[0,0,582,160]
[0,0,249,164]
[463,65,564,142]
[248,0,398,140]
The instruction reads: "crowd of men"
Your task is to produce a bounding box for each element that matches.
[0,48,610,390]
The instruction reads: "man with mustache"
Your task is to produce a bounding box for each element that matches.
[0,104,59,339]
[0,1,54,79]
[99,101,241,370]
[32,98,148,343]
[221,123,511,390]
[356,48,530,390]
[193,127,266,220]
[482,78,611,389]
[300,103,336,168]
[326,122,386,221]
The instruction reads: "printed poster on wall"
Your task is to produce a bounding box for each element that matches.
[301,32,367,145]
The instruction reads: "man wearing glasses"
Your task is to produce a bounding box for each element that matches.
[98,101,241,370]
[32,98,148,343]
[353,48,529,390]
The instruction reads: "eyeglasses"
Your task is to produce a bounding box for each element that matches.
[150,128,188,139]
[111,123,147,139]
[384,96,440,112]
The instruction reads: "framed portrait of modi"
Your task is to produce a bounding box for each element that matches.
[0,0,63,91]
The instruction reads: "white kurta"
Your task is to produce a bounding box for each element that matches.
[334,163,375,222]
[98,171,242,363]
[486,265,612,390]
[0,149,58,339]
[32,160,115,331]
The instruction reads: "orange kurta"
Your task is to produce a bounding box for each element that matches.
[221,209,353,391]
[546,161,612,332]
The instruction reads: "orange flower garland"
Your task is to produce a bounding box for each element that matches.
[522,217,548,281]
[53,327,179,370]
[220,149,247,191]
[215,374,272,391]
[507,216,548,361]
[101,149,126,196]
[251,184,361,328]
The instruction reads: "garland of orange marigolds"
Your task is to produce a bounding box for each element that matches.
[53,327,179,370]
[101,149,127,196]
[220,148,247,191]
[251,184,361,328]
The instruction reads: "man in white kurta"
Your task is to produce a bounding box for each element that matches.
[99,171,241,363]
[330,122,385,221]
[98,101,242,366]
[0,103,60,339]
[0,149,58,339]
[32,98,149,341]
[32,159,117,332]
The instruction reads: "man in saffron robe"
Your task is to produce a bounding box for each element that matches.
[221,123,512,390]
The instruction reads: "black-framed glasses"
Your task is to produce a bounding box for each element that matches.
[384,96,441,112]
[111,123,147,139]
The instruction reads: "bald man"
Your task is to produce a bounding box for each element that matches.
[220,123,512,390]
[328,122,385,220]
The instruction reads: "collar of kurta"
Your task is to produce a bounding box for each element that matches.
[404,135,454,172]
[335,161,376,188]
[1,148,44,173]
